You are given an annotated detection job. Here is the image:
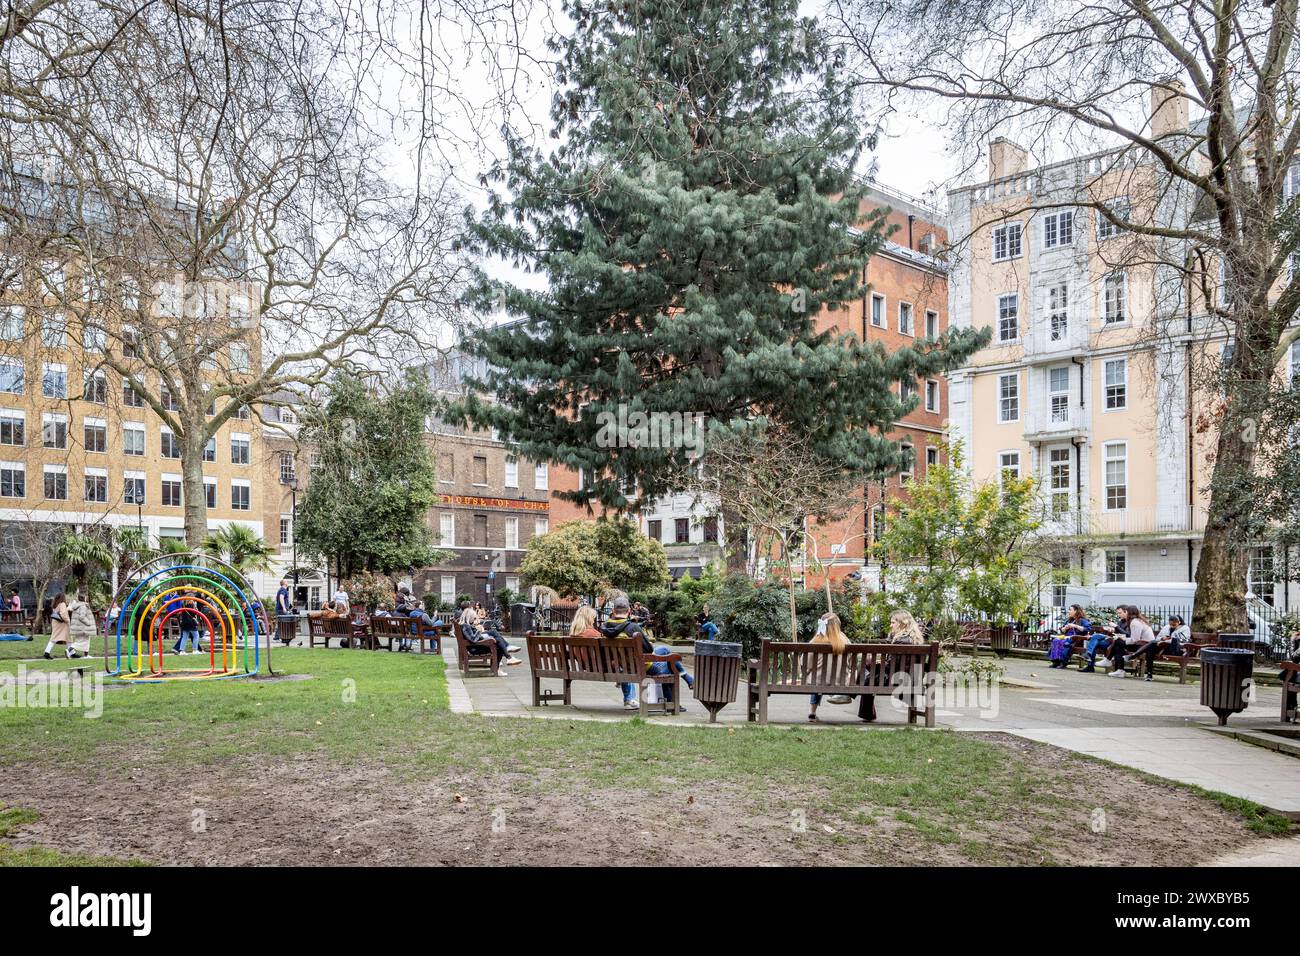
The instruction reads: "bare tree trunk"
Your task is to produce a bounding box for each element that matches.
[181,416,209,548]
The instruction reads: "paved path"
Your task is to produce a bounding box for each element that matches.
[445,642,1300,825]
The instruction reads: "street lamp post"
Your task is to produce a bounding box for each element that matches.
[281,471,300,597]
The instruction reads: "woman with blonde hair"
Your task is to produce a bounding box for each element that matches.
[808,611,849,722]
[856,608,927,722]
[569,604,601,638]
[888,609,925,645]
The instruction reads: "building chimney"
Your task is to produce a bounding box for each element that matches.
[1151,79,1188,140]
[988,137,1029,181]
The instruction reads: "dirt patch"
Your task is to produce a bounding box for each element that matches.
[0,730,1285,866]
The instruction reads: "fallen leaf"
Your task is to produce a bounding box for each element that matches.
[453,792,465,803]
[686,795,694,804]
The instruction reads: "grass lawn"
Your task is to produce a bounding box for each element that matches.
[0,647,1290,866]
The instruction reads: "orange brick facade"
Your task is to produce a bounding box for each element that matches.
[546,184,949,588]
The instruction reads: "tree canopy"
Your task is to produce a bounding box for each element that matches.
[294,371,447,579]
[520,518,669,601]
[449,0,987,517]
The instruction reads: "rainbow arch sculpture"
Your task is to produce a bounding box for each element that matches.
[104,552,264,682]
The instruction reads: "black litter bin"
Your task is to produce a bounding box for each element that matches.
[1199,647,1255,725]
[511,602,535,635]
[1216,632,1255,651]
[693,640,742,722]
[275,613,299,645]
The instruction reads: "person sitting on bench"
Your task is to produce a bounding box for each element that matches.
[1136,613,1189,682]
[396,588,443,652]
[1052,604,1092,670]
[459,600,521,675]
[1102,605,1154,678]
[808,612,849,722]
[601,596,692,710]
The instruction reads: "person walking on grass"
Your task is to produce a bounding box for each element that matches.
[808,612,850,722]
[172,595,204,655]
[43,592,71,659]
[66,590,96,659]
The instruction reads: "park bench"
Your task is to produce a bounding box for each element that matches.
[307,615,366,649]
[452,620,501,675]
[1280,662,1299,723]
[1064,633,1213,683]
[370,614,447,653]
[0,608,32,637]
[525,631,684,716]
[746,640,940,726]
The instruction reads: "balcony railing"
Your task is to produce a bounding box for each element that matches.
[1023,403,1088,440]
[1041,503,1209,538]
[1024,321,1088,361]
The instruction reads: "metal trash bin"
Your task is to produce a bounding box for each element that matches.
[1199,647,1254,725]
[693,640,742,723]
[1216,632,1255,651]
[275,614,300,645]
[511,602,535,635]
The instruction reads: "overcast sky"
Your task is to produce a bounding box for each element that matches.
[394,0,966,337]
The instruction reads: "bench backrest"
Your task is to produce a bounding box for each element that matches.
[756,641,938,693]
[371,616,411,638]
[527,631,568,678]
[564,636,605,677]
[601,637,644,679]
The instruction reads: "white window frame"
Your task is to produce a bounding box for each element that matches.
[439,512,455,547]
[1047,283,1069,343]
[997,293,1019,342]
[998,373,1020,423]
[42,463,68,501]
[0,460,25,498]
[1103,272,1127,326]
[1042,210,1074,249]
[897,301,914,336]
[440,575,457,605]
[0,306,23,341]
[41,411,68,450]
[534,517,549,538]
[230,432,251,465]
[992,222,1023,262]
[924,379,940,413]
[1103,441,1128,511]
[504,516,519,550]
[1048,366,1071,424]
[870,293,886,329]
[925,309,938,338]
[161,473,183,508]
[0,408,24,447]
[230,478,251,511]
[534,462,548,491]
[1103,357,1128,411]
[1105,548,1128,583]
[1048,447,1072,516]
[504,456,518,488]
[84,467,108,504]
[42,362,67,399]
[123,422,146,456]
[998,450,1021,484]
[1097,199,1128,240]
[203,477,218,510]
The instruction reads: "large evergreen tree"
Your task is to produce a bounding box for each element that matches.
[295,372,446,580]
[450,0,987,526]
